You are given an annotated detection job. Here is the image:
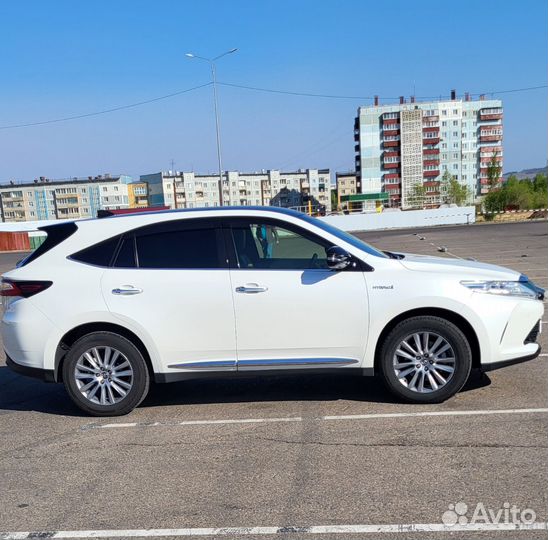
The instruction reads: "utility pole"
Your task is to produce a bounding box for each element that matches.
[185,48,238,205]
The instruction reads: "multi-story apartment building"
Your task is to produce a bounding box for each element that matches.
[0,174,137,223]
[127,182,149,208]
[354,91,503,209]
[335,172,360,210]
[141,169,332,212]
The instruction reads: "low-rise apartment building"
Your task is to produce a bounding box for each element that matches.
[141,169,332,212]
[0,174,135,223]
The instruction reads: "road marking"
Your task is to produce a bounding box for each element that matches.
[1,522,547,538]
[322,408,548,421]
[98,417,302,429]
[90,408,548,430]
[539,353,548,357]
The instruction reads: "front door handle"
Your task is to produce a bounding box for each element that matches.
[236,284,268,294]
[112,286,143,296]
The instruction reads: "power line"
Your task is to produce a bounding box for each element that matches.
[218,81,548,100]
[0,82,212,130]
[0,81,546,131]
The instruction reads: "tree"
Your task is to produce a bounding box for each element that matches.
[486,151,502,190]
[330,188,338,210]
[409,182,426,208]
[441,170,470,206]
[483,173,547,212]
[533,173,547,193]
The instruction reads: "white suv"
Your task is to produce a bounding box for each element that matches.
[2,207,544,416]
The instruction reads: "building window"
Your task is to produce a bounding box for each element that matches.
[442,121,447,126]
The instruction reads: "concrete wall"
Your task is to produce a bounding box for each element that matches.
[319,206,475,231]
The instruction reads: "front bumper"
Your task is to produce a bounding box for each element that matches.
[482,345,542,372]
[5,354,56,382]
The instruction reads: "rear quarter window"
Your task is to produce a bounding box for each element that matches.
[70,236,121,267]
[18,222,78,267]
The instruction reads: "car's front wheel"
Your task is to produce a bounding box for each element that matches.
[379,316,472,403]
[62,331,150,416]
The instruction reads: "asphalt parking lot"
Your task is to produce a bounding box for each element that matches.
[0,220,546,540]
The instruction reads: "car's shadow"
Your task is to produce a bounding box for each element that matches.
[0,365,491,416]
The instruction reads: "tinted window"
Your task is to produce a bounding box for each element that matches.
[231,222,329,270]
[113,236,136,268]
[136,228,221,269]
[71,235,120,267]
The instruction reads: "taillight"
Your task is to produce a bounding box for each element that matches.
[0,279,52,298]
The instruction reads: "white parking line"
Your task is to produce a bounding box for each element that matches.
[91,408,548,430]
[1,522,547,538]
[99,417,302,429]
[322,408,548,421]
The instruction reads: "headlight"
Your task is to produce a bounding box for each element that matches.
[461,280,542,299]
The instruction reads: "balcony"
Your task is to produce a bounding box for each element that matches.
[480,134,502,142]
[383,140,399,148]
[354,144,360,152]
[423,115,439,122]
[423,148,440,155]
[422,137,440,145]
[480,108,503,121]
[423,159,440,167]
[424,170,440,178]
[422,127,440,134]
[384,173,400,180]
[383,162,400,169]
[383,118,399,126]
[385,183,401,191]
[480,157,503,165]
[424,181,440,188]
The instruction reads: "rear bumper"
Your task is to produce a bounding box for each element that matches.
[482,345,542,372]
[5,354,56,382]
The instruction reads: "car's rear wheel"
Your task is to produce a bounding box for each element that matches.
[379,316,472,403]
[62,331,150,416]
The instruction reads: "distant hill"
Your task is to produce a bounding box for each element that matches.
[503,166,547,180]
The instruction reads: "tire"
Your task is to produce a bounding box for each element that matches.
[379,316,472,403]
[62,331,150,416]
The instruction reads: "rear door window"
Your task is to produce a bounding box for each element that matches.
[134,219,224,269]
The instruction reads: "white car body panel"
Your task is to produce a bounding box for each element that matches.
[1,207,543,384]
[229,268,368,366]
[100,267,237,371]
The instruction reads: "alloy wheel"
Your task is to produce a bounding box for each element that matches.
[392,332,456,393]
[74,346,134,405]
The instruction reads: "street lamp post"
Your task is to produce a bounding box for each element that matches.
[185,48,237,205]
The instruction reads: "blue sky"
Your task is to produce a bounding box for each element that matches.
[0,0,546,182]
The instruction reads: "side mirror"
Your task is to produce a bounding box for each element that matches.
[326,246,352,270]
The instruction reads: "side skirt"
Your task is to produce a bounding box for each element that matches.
[155,367,374,384]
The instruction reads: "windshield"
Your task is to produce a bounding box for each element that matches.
[296,213,389,259]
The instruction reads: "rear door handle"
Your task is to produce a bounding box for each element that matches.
[112,286,143,295]
[236,285,268,294]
